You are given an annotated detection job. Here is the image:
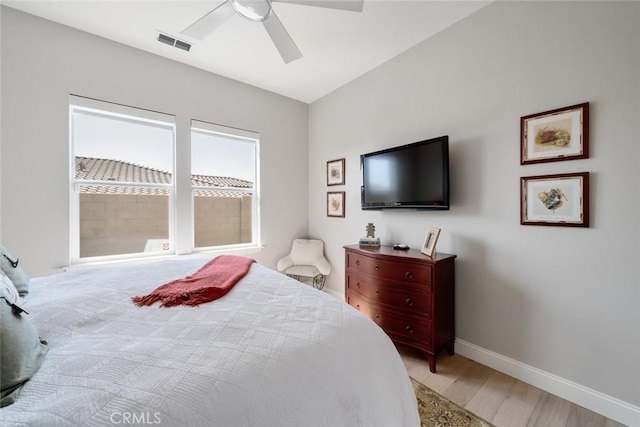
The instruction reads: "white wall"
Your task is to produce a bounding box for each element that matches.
[310,0,639,419]
[0,7,309,276]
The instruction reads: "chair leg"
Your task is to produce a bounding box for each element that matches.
[286,273,326,290]
[312,274,326,290]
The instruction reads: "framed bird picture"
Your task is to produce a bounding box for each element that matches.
[520,172,589,227]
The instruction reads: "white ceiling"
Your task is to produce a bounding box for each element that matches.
[2,0,490,103]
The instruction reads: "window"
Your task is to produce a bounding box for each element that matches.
[70,96,175,262]
[191,121,259,250]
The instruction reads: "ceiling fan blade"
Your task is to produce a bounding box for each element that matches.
[181,1,235,41]
[262,12,303,64]
[273,0,364,13]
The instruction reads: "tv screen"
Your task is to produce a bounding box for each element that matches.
[361,135,449,210]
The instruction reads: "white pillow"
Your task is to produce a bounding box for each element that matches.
[0,272,20,306]
[0,245,30,297]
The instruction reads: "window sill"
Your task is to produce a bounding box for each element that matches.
[64,245,263,272]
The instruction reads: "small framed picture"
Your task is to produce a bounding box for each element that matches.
[421,227,441,257]
[521,102,589,165]
[521,172,589,227]
[327,158,345,186]
[327,191,345,218]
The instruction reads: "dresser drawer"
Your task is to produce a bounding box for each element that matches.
[346,292,431,346]
[346,273,431,318]
[346,251,431,288]
[345,290,368,313]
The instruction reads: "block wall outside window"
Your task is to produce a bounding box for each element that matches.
[79,193,169,258]
[193,195,252,248]
[79,192,254,257]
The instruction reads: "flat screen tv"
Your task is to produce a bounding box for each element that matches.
[361,135,449,210]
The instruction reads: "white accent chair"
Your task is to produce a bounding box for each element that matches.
[277,239,331,290]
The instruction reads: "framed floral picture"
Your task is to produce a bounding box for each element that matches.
[327,191,345,218]
[521,102,589,165]
[421,227,441,257]
[520,172,589,227]
[327,158,345,186]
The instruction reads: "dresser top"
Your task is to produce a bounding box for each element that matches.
[344,244,456,263]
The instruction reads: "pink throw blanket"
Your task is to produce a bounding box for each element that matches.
[132,255,255,307]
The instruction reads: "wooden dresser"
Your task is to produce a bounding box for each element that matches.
[344,244,456,373]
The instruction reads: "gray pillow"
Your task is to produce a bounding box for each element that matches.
[0,299,48,407]
[0,245,30,297]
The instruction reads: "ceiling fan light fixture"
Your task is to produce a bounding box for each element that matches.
[181,0,363,64]
[231,0,272,22]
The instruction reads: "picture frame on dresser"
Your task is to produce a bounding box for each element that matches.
[421,227,441,257]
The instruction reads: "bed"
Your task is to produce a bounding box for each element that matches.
[0,256,419,426]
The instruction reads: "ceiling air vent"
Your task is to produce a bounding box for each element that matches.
[156,32,191,52]
[174,40,191,52]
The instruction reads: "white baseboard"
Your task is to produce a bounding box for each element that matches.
[455,339,640,427]
[323,287,343,300]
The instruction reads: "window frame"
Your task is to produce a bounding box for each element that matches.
[190,120,260,252]
[69,96,177,264]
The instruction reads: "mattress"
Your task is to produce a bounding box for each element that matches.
[0,256,419,426]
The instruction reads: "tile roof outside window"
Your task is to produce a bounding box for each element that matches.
[75,157,253,197]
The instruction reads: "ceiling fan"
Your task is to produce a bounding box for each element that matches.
[180,0,364,63]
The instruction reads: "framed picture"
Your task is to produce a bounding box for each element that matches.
[421,227,441,257]
[521,172,589,227]
[521,102,589,165]
[327,191,345,218]
[327,158,345,186]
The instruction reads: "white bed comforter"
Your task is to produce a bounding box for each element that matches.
[0,257,419,427]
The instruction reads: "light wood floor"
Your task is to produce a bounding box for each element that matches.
[398,345,626,427]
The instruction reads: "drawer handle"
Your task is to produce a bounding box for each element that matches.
[405,325,414,334]
[374,264,380,271]
[375,314,380,320]
[405,271,414,280]
[355,260,360,266]
[405,298,414,307]
[356,282,361,288]
[355,304,360,310]
[375,289,380,295]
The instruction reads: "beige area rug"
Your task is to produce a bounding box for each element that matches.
[412,377,495,427]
